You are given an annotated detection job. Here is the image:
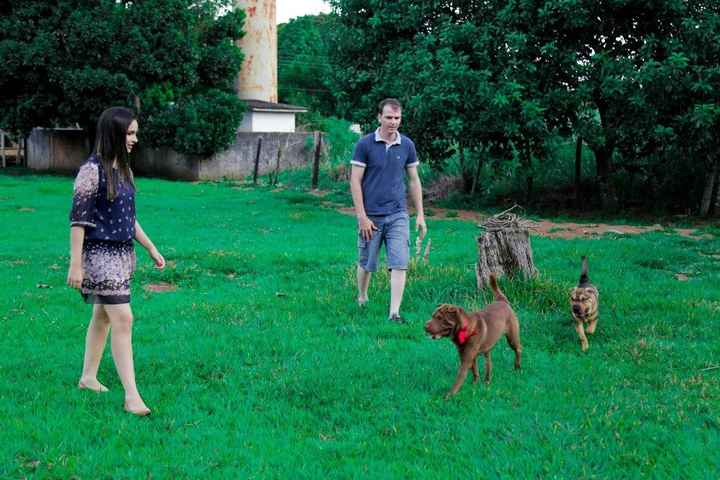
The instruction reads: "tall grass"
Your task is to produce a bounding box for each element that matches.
[1,170,718,478]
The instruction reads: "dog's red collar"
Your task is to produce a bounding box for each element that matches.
[455,319,477,345]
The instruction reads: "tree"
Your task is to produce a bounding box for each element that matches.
[277,14,338,118]
[0,0,246,157]
[640,1,720,215]
[527,1,691,208]
[329,0,720,212]
[329,1,561,200]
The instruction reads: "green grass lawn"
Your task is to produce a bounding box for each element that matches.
[1,170,719,479]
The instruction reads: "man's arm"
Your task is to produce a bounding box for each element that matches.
[406,165,427,239]
[350,165,376,240]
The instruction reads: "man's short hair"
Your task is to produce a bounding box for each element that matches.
[378,98,402,114]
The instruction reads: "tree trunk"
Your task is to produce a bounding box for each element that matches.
[592,103,619,210]
[459,147,473,193]
[470,149,484,196]
[526,174,534,203]
[524,144,534,203]
[575,136,583,206]
[476,208,538,289]
[714,175,720,216]
[700,154,718,216]
[593,146,618,210]
[711,173,720,216]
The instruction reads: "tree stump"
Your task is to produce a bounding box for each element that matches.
[476,207,538,289]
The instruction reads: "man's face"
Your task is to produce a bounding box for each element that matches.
[378,105,402,136]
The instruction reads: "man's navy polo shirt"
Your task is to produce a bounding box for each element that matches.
[351,130,419,216]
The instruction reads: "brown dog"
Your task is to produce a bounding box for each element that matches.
[570,256,599,351]
[424,274,522,398]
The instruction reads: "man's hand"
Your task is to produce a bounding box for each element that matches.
[416,215,427,240]
[358,215,378,241]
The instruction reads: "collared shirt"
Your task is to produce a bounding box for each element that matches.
[373,128,402,150]
[350,128,419,216]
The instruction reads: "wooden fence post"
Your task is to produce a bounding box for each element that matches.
[311,131,322,189]
[253,136,262,185]
[271,146,282,186]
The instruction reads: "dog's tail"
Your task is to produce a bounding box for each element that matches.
[579,256,590,285]
[489,274,509,303]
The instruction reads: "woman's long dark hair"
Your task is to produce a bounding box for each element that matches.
[94,106,136,200]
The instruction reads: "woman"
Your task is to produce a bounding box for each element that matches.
[67,106,165,416]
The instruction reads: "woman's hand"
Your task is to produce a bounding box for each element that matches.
[67,263,83,289]
[150,248,166,269]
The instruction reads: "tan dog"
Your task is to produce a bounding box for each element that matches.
[424,274,522,398]
[570,256,599,351]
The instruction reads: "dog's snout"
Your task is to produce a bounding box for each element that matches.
[572,304,582,314]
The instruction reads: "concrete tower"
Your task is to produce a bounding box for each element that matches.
[234,0,277,103]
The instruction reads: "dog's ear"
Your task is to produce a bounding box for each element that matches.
[585,286,598,296]
[569,287,577,296]
[434,303,451,315]
[447,305,467,331]
[435,304,463,325]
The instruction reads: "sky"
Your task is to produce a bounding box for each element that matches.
[276,0,331,24]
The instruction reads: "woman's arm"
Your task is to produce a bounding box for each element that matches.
[134,220,165,268]
[67,226,85,289]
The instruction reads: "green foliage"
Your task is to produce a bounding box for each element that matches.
[328,0,720,212]
[0,0,246,157]
[318,116,359,167]
[142,89,245,157]
[329,1,561,191]
[278,14,338,116]
[287,112,359,180]
[1,171,719,477]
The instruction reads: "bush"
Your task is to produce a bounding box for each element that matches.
[141,89,245,157]
[297,114,360,180]
[319,116,359,167]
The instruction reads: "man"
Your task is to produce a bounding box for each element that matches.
[350,98,427,323]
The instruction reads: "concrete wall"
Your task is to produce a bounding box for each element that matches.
[234,0,277,102]
[26,128,90,173]
[131,146,202,181]
[25,128,315,181]
[133,131,314,181]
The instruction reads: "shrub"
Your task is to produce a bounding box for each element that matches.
[141,89,245,157]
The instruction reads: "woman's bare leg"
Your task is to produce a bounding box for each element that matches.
[78,304,111,392]
[104,304,150,415]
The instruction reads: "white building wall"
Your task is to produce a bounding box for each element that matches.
[251,112,296,132]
